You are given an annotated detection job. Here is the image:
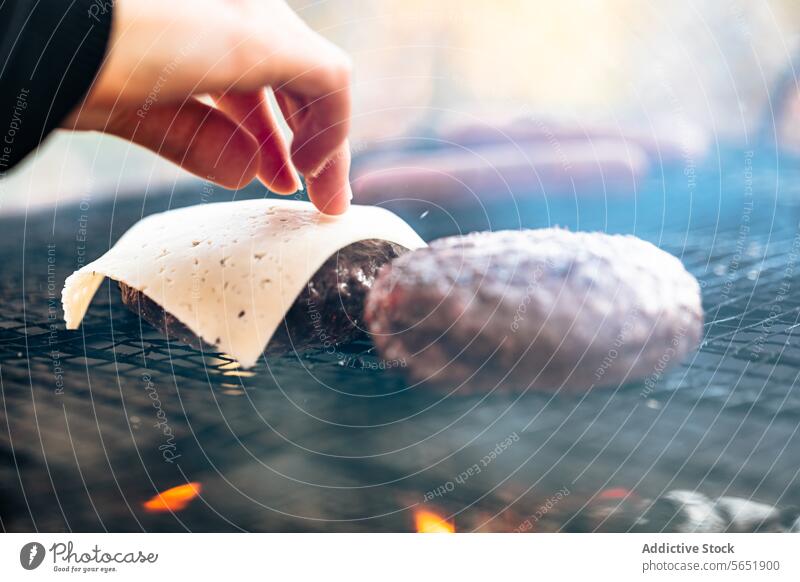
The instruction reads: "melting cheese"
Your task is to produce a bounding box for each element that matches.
[62,199,426,367]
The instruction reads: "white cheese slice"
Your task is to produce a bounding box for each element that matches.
[62,199,426,367]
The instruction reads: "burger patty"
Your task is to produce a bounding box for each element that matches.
[120,239,407,355]
[364,229,703,393]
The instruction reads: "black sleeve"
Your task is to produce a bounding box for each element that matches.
[0,0,113,172]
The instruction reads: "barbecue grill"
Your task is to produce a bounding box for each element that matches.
[1,146,799,532]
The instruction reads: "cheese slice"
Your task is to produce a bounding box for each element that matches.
[62,199,426,367]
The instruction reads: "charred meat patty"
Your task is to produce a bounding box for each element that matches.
[364,229,703,393]
[120,239,407,355]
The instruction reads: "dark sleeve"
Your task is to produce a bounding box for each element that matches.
[0,0,113,172]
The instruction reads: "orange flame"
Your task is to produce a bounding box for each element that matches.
[414,509,455,533]
[597,487,632,500]
[143,482,202,513]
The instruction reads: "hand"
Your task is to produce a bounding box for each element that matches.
[66,0,353,214]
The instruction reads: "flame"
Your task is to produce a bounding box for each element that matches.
[143,482,202,513]
[597,487,632,500]
[414,509,455,533]
[223,370,256,378]
[217,357,240,370]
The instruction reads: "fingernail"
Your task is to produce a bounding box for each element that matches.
[290,165,304,192]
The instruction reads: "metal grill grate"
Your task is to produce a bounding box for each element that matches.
[2,154,800,532]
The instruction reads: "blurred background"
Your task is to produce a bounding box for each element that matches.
[3,0,800,213]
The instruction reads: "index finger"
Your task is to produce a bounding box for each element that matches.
[304,140,352,215]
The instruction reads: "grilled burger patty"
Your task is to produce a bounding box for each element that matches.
[119,239,407,355]
[364,229,703,393]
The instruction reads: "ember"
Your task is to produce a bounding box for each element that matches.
[597,488,632,500]
[414,509,455,533]
[143,482,202,513]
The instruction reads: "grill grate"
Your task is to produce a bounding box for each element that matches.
[2,152,800,532]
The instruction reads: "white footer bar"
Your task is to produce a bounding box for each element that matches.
[1,533,798,580]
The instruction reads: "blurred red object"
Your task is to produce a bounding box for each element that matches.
[352,116,709,204]
[353,139,648,204]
